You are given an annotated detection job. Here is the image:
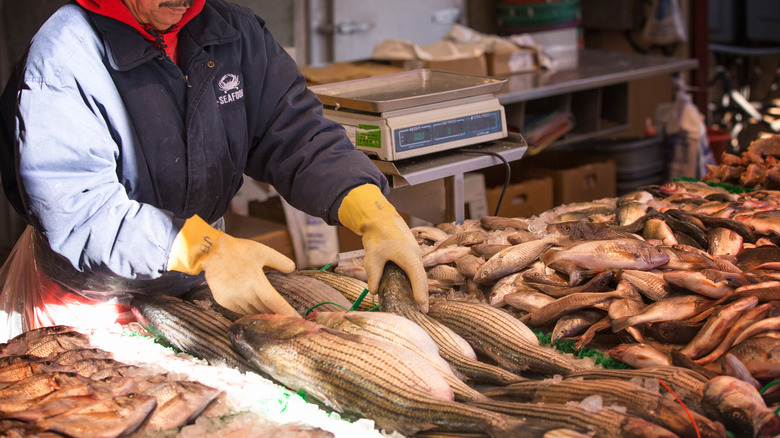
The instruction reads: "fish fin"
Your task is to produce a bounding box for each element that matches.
[610,316,635,333]
[375,419,437,436]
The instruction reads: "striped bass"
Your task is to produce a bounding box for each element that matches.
[229,314,546,437]
[308,311,487,401]
[428,300,586,377]
[483,378,726,438]
[379,262,524,385]
[297,270,374,311]
[129,294,255,373]
[266,271,353,314]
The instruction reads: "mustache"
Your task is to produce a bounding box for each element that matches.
[159,0,194,7]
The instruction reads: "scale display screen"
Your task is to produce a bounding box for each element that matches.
[394,110,503,152]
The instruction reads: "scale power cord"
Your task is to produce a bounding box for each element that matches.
[460,148,512,217]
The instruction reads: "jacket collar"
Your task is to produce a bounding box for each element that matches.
[88,1,240,71]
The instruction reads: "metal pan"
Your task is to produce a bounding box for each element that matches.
[309,69,507,113]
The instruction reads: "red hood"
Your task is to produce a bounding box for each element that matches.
[76,0,205,63]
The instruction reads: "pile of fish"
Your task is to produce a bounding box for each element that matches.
[0,325,221,437]
[703,133,780,189]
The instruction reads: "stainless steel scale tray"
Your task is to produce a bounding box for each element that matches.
[309,69,507,113]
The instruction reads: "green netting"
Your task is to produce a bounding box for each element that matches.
[533,328,631,370]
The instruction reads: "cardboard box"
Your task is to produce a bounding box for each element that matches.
[424,54,489,76]
[519,152,617,205]
[224,211,295,261]
[485,176,554,218]
[464,172,489,220]
[486,49,536,76]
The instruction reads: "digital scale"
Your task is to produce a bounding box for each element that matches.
[310,70,508,161]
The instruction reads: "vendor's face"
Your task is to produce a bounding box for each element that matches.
[122,0,194,31]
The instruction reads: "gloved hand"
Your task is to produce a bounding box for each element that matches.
[338,184,429,312]
[167,215,298,317]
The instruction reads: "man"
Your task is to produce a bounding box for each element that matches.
[0,0,428,338]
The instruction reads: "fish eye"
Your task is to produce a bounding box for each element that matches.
[562,225,570,232]
[730,409,746,422]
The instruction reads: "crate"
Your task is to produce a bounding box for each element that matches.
[485,176,554,218]
[517,152,616,205]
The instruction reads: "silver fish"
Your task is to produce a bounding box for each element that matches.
[541,238,669,271]
[611,295,717,333]
[608,343,672,368]
[267,271,353,314]
[663,270,735,299]
[550,310,604,343]
[679,296,759,359]
[474,238,560,285]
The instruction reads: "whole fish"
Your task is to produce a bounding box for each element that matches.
[619,269,672,301]
[454,254,485,279]
[733,316,780,345]
[0,372,90,413]
[550,310,604,343]
[428,301,585,377]
[527,270,615,298]
[267,271,353,314]
[140,380,221,433]
[659,181,735,199]
[435,230,487,249]
[663,270,735,299]
[229,314,544,437]
[411,226,450,244]
[3,331,92,359]
[547,221,631,241]
[611,295,717,333]
[608,343,672,368]
[51,348,114,367]
[679,296,759,359]
[735,212,780,236]
[471,243,511,260]
[482,378,726,438]
[504,289,557,314]
[308,311,487,402]
[36,394,157,438]
[696,302,774,365]
[565,366,709,414]
[422,245,472,268]
[702,376,780,438]
[129,294,256,373]
[707,336,780,380]
[378,262,523,385]
[0,360,71,385]
[480,216,530,231]
[296,269,374,311]
[525,288,631,327]
[426,265,466,285]
[541,238,669,271]
[469,399,679,438]
[474,238,560,285]
[488,273,522,307]
[643,218,678,245]
[617,201,650,227]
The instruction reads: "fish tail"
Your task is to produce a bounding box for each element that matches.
[611,316,635,333]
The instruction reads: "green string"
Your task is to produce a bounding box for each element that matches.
[304,301,350,316]
[349,288,370,311]
[317,263,333,271]
[760,380,780,395]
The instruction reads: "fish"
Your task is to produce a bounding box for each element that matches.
[643,218,678,245]
[378,262,523,385]
[435,230,487,249]
[471,243,511,259]
[308,310,487,402]
[474,238,560,285]
[565,366,709,414]
[0,360,71,385]
[428,300,586,377]
[2,331,92,359]
[616,201,650,227]
[707,336,780,380]
[611,295,718,333]
[547,221,632,241]
[503,289,557,314]
[525,288,631,327]
[733,315,780,345]
[550,310,604,343]
[36,393,157,438]
[720,353,763,389]
[51,348,114,367]
[663,270,735,299]
[482,378,727,438]
[0,372,90,413]
[608,343,672,368]
[229,314,543,437]
[140,380,221,433]
[527,270,615,298]
[607,287,647,343]
[573,316,611,349]
[297,270,374,311]
[488,273,522,307]
[411,226,450,244]
[469,399,680,438]
[696,302,774,365]
[452,254,484,279]
[129,294,256,373]
[480,216,530,231]
[702,376,780,438]
[71,359,136,380]
[540,238,669,271]
[735,212,780,236]
[266,271,353,315]
[422,245,472,268]
[737,246,780,272]
[679,296,759,359]
[426,265,466,285]
[659,181,735,199]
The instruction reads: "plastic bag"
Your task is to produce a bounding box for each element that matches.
[642,0,687,46]
[0,226,198,342]
[656,78,716,180]
[280,198,339,269]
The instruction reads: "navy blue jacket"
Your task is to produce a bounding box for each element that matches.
[0,0,386,283]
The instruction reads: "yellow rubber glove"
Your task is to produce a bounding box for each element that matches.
[167,215,298,317]
[338,184,429,312]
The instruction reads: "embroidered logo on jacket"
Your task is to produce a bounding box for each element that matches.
[217,74,244,105]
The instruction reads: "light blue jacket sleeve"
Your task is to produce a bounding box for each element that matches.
[14,6,179,279]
